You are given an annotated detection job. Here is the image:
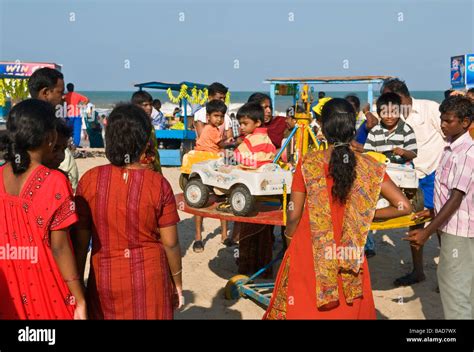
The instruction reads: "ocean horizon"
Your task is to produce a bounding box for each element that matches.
[78,90,447,115]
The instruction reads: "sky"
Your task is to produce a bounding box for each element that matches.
[0,0,473,91]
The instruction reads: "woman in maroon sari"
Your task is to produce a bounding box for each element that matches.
[73,104,183,319]
[0,99,86,319]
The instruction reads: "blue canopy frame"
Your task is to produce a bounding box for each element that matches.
[134,81,208,141]
[264,75,394,113]
[134,81,209,166]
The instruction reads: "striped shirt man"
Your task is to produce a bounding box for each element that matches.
[364,119,418,163]
[234,128,276,168]
[434,131,474,237]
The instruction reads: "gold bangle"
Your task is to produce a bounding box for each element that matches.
[172,269,182,277]
[284,233,293,240]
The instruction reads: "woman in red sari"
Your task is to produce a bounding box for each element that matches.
[73,104,183,320]
[0,99,86,320]
[264,98,412,319]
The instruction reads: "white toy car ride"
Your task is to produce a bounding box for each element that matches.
[184,158,293,216]
[369,153,424,213]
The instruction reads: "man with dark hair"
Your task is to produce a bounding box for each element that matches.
[64,82,89,146]
[28,67,65,106]
[467,87,474,102]
[193,82,235,139]
[382,78,446,287]
[444,89,454,100]
[27,67,79,189]
[131,90,162,173]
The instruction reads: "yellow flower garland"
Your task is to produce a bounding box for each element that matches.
[166,84,231,107]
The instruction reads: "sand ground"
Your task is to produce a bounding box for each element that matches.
[76,155,443,320]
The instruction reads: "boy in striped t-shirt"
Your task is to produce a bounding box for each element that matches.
[234,102,276,168]
[364,92,418,164]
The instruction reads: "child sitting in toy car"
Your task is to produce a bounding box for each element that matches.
[233,102,276,168]
[364,92,418,164]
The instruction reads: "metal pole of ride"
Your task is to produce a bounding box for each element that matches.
[270,83,276,114]
[368,83,374,112]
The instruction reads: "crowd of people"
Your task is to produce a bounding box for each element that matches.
[0,67,472,320]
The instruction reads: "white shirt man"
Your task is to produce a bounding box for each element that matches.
[402,97,446,179]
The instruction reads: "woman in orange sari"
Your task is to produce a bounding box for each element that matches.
[264,98,412,319]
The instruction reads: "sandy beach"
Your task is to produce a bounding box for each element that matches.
[75,154,443,320]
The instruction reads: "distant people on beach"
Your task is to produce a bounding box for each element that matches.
[84,103,104,148]
[64,83,89,147]
[173,107,181,117]
[169,114,185,130]
[151,99,168,130]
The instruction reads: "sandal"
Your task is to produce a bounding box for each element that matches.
[192,240,204,253]
[223,238,237,247]
[217,202,232,214]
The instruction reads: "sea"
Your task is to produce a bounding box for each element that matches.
[78,90,447,116]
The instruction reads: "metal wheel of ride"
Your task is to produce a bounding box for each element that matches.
[224,275,250,300]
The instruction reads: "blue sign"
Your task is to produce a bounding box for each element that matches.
[451,55,465,88]
[466,54,474,88]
